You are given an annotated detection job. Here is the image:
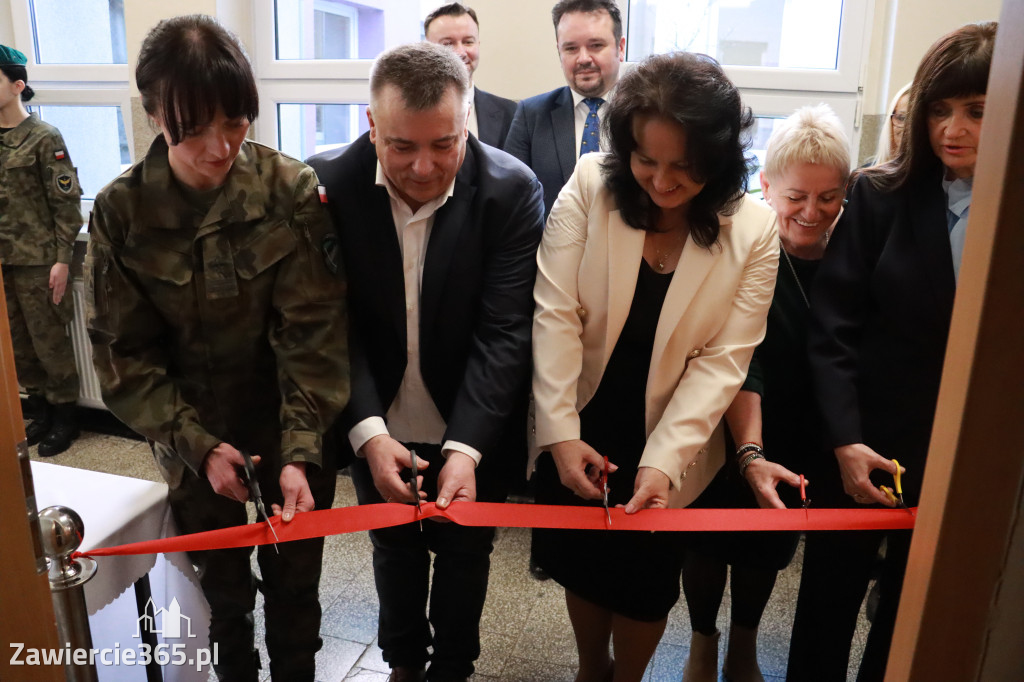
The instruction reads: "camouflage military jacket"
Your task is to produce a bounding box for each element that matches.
[86,136,349,486]
[0,114,83,265]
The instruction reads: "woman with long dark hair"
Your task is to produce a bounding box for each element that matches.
[787,21,997,681]
[530,51,778,681]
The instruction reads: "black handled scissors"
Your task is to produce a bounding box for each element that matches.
[409,449,424,531]
[239,450,280,553]
[600,456,611,528]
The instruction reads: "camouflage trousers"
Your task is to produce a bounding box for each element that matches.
[167,449,338,682]
[2,264,80,404]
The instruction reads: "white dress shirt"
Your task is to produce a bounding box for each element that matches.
[346,162,483,465]
[466,89,480,141]
[571,88,613,156]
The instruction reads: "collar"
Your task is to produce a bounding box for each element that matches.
[0,113,40,148]
[941,175,973,218]
[140,135,269,232]
[374,160,456,217]
[571,87,614,109]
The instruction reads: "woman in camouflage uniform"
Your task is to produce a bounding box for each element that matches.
[0,45,82,456]
[85,16,349,681]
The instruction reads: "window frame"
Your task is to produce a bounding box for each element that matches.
[8,0,130,82]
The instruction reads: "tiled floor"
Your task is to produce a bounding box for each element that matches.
[29,421,870,681]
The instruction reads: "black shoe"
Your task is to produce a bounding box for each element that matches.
[529,557,550,581]
[37,403,79,457]
[24,397,53,446]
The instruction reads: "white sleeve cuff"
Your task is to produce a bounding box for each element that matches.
[442,440,482,467]
[349,417,389,456]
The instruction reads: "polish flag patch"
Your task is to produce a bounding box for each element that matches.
[54,149,66,160]
[317,185,328,204]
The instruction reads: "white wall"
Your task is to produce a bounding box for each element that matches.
[470,0,567,100]
[866,0,1004,113]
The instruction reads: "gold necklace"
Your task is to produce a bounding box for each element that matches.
[653,228,686,272]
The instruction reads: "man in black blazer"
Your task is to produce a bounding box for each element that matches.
[307,42,543,682]
[503,0,625,215]
[425,3,517,148]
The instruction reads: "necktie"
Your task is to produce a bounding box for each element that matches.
[579,97,604,157]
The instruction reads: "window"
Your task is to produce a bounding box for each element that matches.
[28,0,126,65]
[7,0,133,215]
[628,0,843,70]
[276,1,366,60]
[277,103,369,161]
[627,0,869,167]
[27,105,131,200]
[253,1,441,150]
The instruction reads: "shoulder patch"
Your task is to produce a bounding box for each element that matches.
[55,173,74,194]
[322,233,340,275]
[317,185,328,204]
[54,149,66,160]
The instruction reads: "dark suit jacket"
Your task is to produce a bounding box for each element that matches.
[307,134,544,474]
[503,86,577,216]
[808,173,954,505]
[474,86,517,149]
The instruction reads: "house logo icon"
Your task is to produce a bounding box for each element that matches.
[134,597,196,639]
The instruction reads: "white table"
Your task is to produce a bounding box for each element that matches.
[32,461,211,681]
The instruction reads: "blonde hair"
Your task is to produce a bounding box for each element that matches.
[873,82,912,166]
[762,104,851,185]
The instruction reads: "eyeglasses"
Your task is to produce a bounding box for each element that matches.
[890,113,907,129]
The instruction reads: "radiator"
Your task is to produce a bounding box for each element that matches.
[70,279,106,409]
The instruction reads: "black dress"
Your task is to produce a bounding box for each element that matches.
[533,259,684,622]
[689,251,831,570]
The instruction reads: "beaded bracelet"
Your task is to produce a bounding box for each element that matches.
[736,442,764,458]
[739,451,766,477]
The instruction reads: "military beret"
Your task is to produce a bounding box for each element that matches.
[0,45,28,67]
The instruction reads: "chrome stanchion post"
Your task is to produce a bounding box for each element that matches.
[39,505,99,682]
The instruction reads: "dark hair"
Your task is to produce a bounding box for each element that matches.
[601,52,755,248]
[861,21,996,192]
[552,0,622,43]
[424,3,479,35]
[370,42,470,111]
[136,14,258,146]
[0,64,34,101]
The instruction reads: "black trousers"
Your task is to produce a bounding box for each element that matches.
[168,455,337,682]
[350,442,505,681]
[786,528,913,682]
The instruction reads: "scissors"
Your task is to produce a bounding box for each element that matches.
[600,456,611,528]
[408,449,424,531]
[239,450,280,553]
[879,459,910,512]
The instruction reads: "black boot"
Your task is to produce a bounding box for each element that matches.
[38,402,79,457]
[22,394,48,420]
[24,397,53,446]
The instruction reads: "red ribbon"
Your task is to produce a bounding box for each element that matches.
[74,502,916,559]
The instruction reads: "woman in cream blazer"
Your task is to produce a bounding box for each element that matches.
[529,52,778,682]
